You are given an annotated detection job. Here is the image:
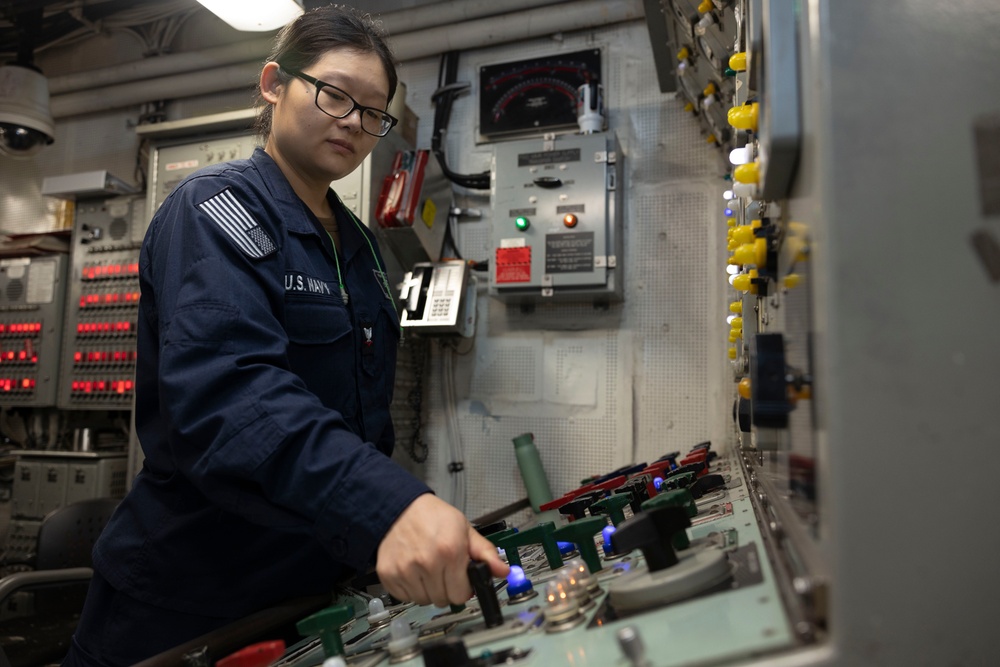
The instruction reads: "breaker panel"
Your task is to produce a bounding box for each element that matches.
[0,254,68,406]
[57,195,148,410]
[489,132,623,303]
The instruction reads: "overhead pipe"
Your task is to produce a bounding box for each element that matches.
[47,0,574,97]
[48,37,273,96]
[389,0,644,61]
[50,62,261,118]
[50,0,645,119]
[376,0,573,34]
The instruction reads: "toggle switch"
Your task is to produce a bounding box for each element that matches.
[611,506,688,571]
[558,495,601,521]
[607,507,732,611]
[590,494,633,527]
[295,604,353,660]
[468,560,504,629]
[688,473,726,500]
[552,516,608,575]
[216,641,286,667]
[495,522,564,570]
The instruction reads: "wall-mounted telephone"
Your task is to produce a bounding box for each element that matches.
[399,260,476,336]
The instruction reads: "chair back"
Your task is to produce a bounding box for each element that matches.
[34,498,119,570]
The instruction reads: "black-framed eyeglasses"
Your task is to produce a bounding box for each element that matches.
[279,65,398,138]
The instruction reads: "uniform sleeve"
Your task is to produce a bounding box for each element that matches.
[142,177,431,571]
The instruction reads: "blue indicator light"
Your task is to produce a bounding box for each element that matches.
[654,476,664,490]
[506,565,533,597]
[724,207,734,217]
[602,525,617,556]
[557,541,576,555]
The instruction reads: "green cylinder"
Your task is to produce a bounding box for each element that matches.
[513,432,554,512]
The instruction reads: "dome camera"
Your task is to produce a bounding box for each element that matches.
[0,64,55,159]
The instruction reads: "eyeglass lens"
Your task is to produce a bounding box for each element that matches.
[317,87,393,136]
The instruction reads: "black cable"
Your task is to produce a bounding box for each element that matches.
[431,51,491,190]
[404,337,430,464]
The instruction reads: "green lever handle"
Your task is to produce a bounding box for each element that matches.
[296,603,353,658]
[552,515,608,574]
[485,528,518,546]
[590,494,632,526]
[495,522,563,569]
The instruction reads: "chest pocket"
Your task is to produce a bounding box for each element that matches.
[284,293,356,418]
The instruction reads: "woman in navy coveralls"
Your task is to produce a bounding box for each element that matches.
[63,7,507,665]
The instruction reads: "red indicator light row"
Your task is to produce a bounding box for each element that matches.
[76,321,135,335]
[70,379,134,394]
[81,263,140,281]
[73,350,137,364]
[0,323,42,335]
[0,377,36,392]
[79,292,141,308]
[0,350,38,364]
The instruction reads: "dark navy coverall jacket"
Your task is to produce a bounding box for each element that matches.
[92,147,431,620]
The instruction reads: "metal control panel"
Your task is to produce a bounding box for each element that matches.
[58,195,148,410]
[0,255,68,406]
[149,133,258,215]
[206,442,800,667]
[489,132,623,303]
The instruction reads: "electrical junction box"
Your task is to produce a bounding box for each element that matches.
[489,132,623,304]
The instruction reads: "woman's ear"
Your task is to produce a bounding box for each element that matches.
[260,62,283,104]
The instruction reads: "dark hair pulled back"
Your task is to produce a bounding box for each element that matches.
[253,4,397,140]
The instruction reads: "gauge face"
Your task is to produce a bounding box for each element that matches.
[479,49,601,137]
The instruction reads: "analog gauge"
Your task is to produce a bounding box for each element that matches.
[479,49,601,137]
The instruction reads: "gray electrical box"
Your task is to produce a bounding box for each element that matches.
[489,132,623,303]
[10,450,127,521]
[58,194,148,410]
[0,255,68,406]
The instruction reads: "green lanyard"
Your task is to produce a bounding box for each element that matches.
[325,203,399,317]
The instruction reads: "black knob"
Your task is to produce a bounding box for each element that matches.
[467,560,503,628]
[610,506,691,572]
[558,496,598,521]
[422,637,471,667]
[689,473,726,499]
[474,520,508,537]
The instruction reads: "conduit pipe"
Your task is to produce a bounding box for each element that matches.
[48,0,574,97]
[49,0,645,119]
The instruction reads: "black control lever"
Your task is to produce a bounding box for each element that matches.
[610,506,691,572]
[467,560,504,628]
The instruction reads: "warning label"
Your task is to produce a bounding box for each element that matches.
[545,232,594,273]
[496,246,532,283]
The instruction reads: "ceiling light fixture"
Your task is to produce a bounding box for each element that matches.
[196,0,304,32]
